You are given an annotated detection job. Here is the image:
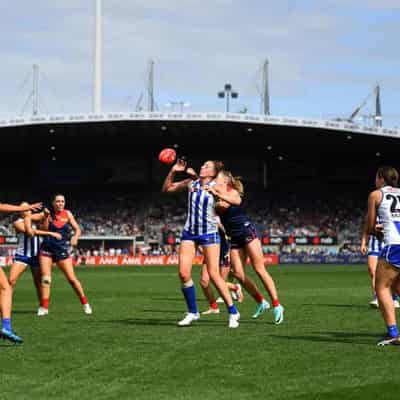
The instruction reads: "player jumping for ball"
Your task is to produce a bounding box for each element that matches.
[162,159,240,328]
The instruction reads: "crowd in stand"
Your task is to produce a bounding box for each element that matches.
[0,192,366,256]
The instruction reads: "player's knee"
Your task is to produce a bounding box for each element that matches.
[67,277,79,286]
[179,271,191,282]
[253,265,266,276]
[232,270,245,283]
[8,277,17,288]
[41,275,52,287]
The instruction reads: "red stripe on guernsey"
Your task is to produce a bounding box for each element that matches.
[52,210,69,228]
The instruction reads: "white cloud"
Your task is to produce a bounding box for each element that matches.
[0,1,399,124]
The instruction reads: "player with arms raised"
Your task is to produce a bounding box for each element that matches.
[162,159,240,328]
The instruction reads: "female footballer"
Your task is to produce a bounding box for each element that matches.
[209,170,284,324]
[38,194,92,316]
[8,203,62,312]
[0,200,42,343]
[366,167,400,346]
[162,159,240,328]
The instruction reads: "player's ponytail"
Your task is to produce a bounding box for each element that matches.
[377,166,399,187]
[221,170,244,196]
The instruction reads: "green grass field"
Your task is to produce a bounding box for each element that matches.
[1,265,400,400]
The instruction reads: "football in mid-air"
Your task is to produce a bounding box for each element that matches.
[158,148,177,165]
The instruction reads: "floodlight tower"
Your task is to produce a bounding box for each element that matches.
[147,59,155,112]
[218,83,239,112]
[93,0,102,113]
[375,85,382,127]
[261,59,270,115]
[32,64,39,115]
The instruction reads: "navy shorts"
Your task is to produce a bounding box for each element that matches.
[380,245,400,269]
[40,242,71,262]
[14,254,40,268]
[181,230,220,246]
[230,223,260,249]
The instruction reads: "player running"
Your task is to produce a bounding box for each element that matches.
[0,200,42,344]
[162,159,240,328]
[8,203,62,312]
[361,215,400,308]
[209,169,284,324]
[366,166,400,346]
[38,194,92,316]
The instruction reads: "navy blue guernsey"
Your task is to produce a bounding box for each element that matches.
[43,210,71,246]
[217,202,252,239]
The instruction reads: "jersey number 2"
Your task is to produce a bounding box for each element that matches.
[386,194,400,213]
[386,194,400,234]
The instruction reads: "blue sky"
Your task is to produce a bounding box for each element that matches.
[1,0,399,126]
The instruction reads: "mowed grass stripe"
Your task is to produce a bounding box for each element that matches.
[1,266,398,400]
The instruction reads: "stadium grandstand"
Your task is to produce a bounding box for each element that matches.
[0,111,398,265]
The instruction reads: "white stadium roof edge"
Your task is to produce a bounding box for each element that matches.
[0,112,399,139]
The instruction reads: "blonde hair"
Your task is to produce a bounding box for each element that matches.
[220,170,244,196]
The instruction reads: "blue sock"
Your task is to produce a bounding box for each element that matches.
[388,325,399,338]
[393,293,399,301]
[2,318,12,331]
[228,304,238,315]
[181,285,198,314]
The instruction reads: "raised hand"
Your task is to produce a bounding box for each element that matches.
[172,159,187,172]
[29,202,43,212]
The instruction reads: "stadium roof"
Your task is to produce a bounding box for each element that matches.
[1,111,399,139]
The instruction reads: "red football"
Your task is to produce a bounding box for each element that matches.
[158,148,176,165]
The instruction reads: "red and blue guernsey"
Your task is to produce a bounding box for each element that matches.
[40,210,72,262]
[217,201,259,249]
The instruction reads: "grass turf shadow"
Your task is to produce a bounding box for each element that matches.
[269,330,383,345]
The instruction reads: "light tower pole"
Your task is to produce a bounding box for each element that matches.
[147,59,155,112]
[218,83,238,112]
[375,85,382,127]
[93,0,102,113]
[32,64,39,115]
[261,59,270,115]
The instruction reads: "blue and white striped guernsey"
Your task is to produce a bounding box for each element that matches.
[183,180,218,235]
[15,219,41,258]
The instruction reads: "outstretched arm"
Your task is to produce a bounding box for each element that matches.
[0,202,42,213]
[162,160,193,193]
